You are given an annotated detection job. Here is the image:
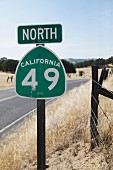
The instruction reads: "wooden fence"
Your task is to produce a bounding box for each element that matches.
[90,66,113,149]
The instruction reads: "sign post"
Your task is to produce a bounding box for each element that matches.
[37,99,45,170]
[36,44,46,170]
[16,24,65,170]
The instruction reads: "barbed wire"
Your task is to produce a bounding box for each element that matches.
[78,83,111,146]
[90,125,99,147]
[77,78,112,131]
[91,107,111,147]
[71,77,112,148]
[82,77,112,137]
[91,93,112,129]
[79,78,112,125]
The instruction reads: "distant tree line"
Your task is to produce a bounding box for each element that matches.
[74,56,113,68]
[0,57,19,73]
[0,57,76,74]
[1,56,113,74]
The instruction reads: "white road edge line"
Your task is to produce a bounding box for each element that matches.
[0,98,54,134]
[0,95,17,103]
[67,79,89,84]
[0,108,36,134]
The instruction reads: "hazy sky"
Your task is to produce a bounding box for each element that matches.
[0,0,113,60]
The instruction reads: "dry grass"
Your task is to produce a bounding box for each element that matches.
[97,77,113,167]
[0,113,37,170]
[0,69,112,169]
[67,67,102,79]
[46,82,91,154]
[0,72,14,89]
[46,75,113,169]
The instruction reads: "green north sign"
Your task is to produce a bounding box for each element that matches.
[15,46,66,99]
[18,24,62,44]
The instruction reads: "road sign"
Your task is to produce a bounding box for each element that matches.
[18,24,62,44]
[15,45,66,99]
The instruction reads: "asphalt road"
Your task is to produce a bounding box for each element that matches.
[0,79,89,133]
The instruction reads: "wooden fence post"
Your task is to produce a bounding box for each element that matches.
[90,66,99,149]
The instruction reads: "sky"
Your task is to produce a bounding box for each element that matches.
[0,0,113,60]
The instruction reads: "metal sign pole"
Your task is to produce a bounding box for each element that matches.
[36,43,46,170]
[37,99,46,170]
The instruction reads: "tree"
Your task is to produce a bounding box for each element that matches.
[106,56,113,65]
[0,57,7,61]
[2,59,19,73]
[94,58,106,66]
[0,57,7,71]
[61,59,76,73]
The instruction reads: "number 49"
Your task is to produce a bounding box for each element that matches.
[22,68,59,90]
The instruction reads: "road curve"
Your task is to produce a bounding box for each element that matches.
[0,79,89,133]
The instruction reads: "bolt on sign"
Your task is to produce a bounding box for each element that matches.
[15,45,66,99]
[18,24,62,44]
